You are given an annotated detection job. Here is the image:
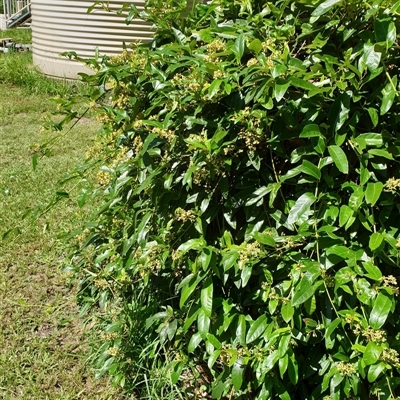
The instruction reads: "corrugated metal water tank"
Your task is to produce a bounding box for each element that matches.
[31,1,157,79]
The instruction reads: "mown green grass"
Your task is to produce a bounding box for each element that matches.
[0,81,129,399]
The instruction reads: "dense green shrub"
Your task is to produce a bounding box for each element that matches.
[58,0,400,398]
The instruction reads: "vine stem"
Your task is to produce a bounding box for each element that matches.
[386,375,395,399]
[324,281,354,346]
[382,61,399,96]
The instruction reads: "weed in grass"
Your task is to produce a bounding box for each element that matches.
[0,29,90,96]
[0,28,31,44]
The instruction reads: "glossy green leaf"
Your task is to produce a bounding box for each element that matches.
[357,133,382,147]
[274,79,291,102]
[232,358,245,390]
[248,38,262,54]
[390,0,400,13]
[362,261,382,281]
[325,318,341,349]
[369,292,392,329]
[246,315,267,343]
[245,185,272,206]
[288,354,299,385]
[177,237,206,253]
[369,232,383,251]
[208,79,222,99]
[197,309,210,334]
[208,349,221,370]
[381,77,397,115]
[292,276,315,307]
[254,231,276,247]
[281,301,294,323]
[312,0,343,16]
[304,295,317,315]
[300,124,322,138]
[363,342,382,366]
[279,354,289,378]
[328,145,348,174]
[367,362,386,382]
[365,182,383,206]
[241,265,252,287]
[188,332,202,353]
[272,64,288,79]
[339,205,354,228]
[328,93,350,132]
[234,34,245,63]
[368,149,394,159]
[348,186,364,210]
[201,277,213,317]
[179,274,202,308]
[212,380,229,399]
[287,192,316,226]
[236,315,246,346]
[375,18,396,48]
[278,333,291,358]
[367,109,379,128]
[291,77,319,91]
[363,44,381,71]
[299,160,321,180]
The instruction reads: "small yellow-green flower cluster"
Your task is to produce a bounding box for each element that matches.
[239,129,262,152]
[111,147,129,168]
[261,281,271,290]
[336,361,357,376]
[175,207,196,222]
[361,327,387,343]
[94,278,110,290]
[238,241,262,265]
[206,39,226,54]
[344,313,361,325]
[261,38,282,70]
[385,177,400,192]
[383,275,399,294]
[213,69,225,79]
[101,331,119,341]
[218,344,252,366]
[108,49,133,65]
[282,235,299,249]
[171,71,203,93]
[193,158,225,186]
[85,141,104,160]
[231,107,252,123]
[171,250,183,261]
[115,269,131,285]
[223,144,236,155]
[324,275,335,288]
[152,127,175,143]
[381,348,400,366]
[247,58,259,67]
[96,170,112,186]
[268,287,280,301]
[107,347,119,356]
[132,136,143,156]
[145,244,163,272]
[262,38,275,52]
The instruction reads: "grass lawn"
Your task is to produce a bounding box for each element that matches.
[0,80,128,398]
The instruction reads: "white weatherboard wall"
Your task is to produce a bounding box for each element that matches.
[0,14,6,31]
[31,1,153,79]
